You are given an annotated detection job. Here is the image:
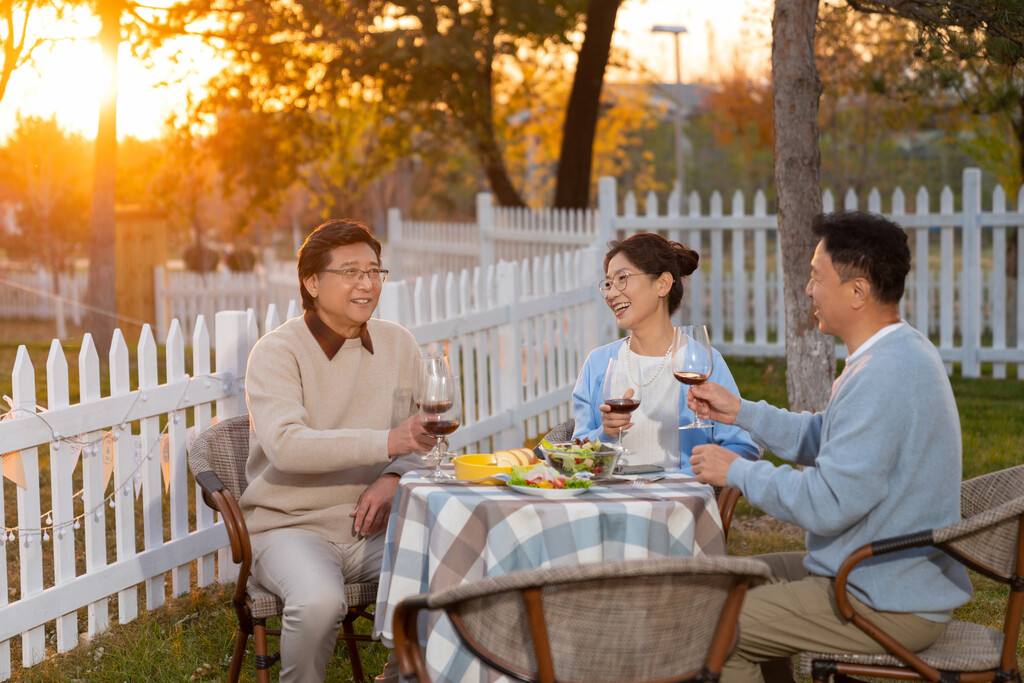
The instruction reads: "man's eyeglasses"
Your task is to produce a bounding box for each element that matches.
[320,268,389,284]
[598,272,654,292]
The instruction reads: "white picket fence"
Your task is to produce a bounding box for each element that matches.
[152,266,299,342]
[381,168,1024,378]
[4,168,1024,378]
[386,192,600,281]
[0,249,602,677]
[0,270,87,323]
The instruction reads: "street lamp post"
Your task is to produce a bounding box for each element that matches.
[652,24,688,206]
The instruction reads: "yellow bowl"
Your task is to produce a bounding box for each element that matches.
[451,454,512,485]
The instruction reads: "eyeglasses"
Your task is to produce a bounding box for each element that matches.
[598,272,654,292]
[320,268,389,284]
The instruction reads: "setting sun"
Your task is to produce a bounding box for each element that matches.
[0,6,224,141]
[0,0,762,143]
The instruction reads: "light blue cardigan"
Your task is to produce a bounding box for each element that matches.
[571,338,760,474]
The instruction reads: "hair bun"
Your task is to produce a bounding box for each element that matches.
[676,243,699,277]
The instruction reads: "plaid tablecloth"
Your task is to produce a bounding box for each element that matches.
[373,471,726,682]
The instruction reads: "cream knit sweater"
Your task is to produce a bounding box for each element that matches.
[241,316,422,544]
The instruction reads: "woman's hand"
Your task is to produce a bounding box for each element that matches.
[600,387,635,438]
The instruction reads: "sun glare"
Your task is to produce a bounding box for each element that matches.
[0,9,224,142]
[0,0,761,143]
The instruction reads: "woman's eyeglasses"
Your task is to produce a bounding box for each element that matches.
[598,272,653,292]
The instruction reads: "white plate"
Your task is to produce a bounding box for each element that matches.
[509,484,594,498]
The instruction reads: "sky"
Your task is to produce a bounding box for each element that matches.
[0,0,771,141]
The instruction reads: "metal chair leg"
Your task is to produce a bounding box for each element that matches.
[342,617,366,683]
[227,628,248,683]
[253,620,278,683]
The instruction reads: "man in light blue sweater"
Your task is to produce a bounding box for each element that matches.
[689,211,972,683]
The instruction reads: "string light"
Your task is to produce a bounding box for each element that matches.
[1,372,240,542]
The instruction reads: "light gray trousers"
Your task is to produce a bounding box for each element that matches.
[251,527,387,683]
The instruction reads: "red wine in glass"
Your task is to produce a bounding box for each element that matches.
[606,397,641,414]
[673,372,710,386]
[422,418,460,436]
[672,325,715,429]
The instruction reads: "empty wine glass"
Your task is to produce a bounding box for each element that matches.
[602,357,642,451]
[671,325,714,429]
[419,374,461,481]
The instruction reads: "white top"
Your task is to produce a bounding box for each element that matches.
[847,321,905,362]
[617,344,681,469]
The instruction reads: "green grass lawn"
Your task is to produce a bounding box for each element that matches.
[4,353,1023,681]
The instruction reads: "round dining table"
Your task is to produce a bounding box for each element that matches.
[373,469,727,682]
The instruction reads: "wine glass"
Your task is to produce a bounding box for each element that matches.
[419,374,461,481]
[414,355,453,408]
[672,325,714,429]
[602,357,642,451]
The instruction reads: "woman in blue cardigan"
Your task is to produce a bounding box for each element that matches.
[571,233,759,473]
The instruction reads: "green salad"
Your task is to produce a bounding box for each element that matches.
[509,464,591,489]
[539,438,619,476]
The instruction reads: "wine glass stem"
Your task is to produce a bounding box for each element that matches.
[433,437,444,476]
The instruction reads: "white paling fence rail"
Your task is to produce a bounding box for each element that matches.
[0,313,251,680]
[0,249,604,677]
[386,193,599,282]
[602,167,1024,378]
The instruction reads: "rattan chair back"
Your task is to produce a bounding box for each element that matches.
[395,556,772,683]
[187,414,251,501]
[541,419,575,444]
[800,464,1024,683]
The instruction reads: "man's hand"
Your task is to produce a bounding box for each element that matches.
[351,474,400,537]
[388,414,436,456]
[600,387,635,438]
[686,382,742,425]
[690,445,739,487]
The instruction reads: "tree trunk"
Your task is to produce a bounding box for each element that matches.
[470,49,525,208]
[553,0,622,209]
[772,0,834,412]
[85,0,121,356]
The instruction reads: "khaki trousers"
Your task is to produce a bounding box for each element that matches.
[721,552,948,683]
[251,527,387,683]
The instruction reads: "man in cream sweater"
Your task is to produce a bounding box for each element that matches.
[242,219,436,682]
[688,211,972,683]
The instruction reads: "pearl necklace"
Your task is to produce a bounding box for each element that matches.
[625,335,673,388]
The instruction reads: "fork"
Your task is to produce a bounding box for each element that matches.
[630,475,665,489]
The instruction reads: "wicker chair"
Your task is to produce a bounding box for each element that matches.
[393,556,773,683]
[187,414,377,683]
[540,419,745,539]
[799,463,1024,683]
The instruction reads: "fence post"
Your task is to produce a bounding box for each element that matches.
[962,168,982,378]
[494,261,525,447]
[387,208,403,281]
[13,347,46,666]
[597,176,616,248]
[215,311,250,420]
[478,192,495,272]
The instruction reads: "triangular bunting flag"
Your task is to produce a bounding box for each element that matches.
[1,450,26,489]
[102,432,115,493]
[160,435,171,494]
